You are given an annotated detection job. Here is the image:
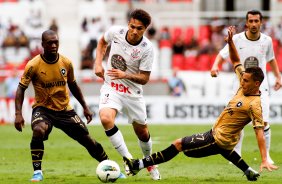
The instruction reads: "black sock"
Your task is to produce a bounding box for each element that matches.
[143,144,179,168]
[221,149,249,172]
[30,139,44,171]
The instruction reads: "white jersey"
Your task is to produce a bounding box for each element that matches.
[102,26,154,98]
[220,32,275,93]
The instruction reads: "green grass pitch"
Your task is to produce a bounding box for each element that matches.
[0,124,281,184]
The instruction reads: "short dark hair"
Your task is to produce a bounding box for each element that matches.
[246,10,263,21]
[42,30,57,42]
[245,67,264,83]
[129,9,151,28]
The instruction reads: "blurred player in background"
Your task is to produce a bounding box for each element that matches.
[14,30,109,182]
[94,9,160,180]
[210,10,282,164]
[124,26,279,181]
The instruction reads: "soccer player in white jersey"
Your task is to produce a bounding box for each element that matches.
[94,9,160,180]
[210,10,282,164]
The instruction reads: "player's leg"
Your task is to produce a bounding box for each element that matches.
[99,90,133,159]
[124,130,217,175]
[30,107,52,182]
[264,123,273,164]
[57,110,109,162]
[100,107,133,158]
[123,140,180,176]
[128,97,160,180]
[220,149,260,181]
[261,93,274,164]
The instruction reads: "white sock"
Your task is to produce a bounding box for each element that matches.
[234,130,244,156]
[264,124,271,153]
[139,159,145,169]
[108,130,132,158]
[138,137,152,157]
[34,170,43,175]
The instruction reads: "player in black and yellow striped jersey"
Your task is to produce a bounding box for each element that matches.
[124,26,279,181]
[14,30,109,182]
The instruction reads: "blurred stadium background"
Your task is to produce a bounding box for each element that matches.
[1,0,282,124]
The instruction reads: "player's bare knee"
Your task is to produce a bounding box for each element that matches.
[172,138,183,151]
[32,123,47,138]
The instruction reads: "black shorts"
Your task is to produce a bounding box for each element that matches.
[181,130,222,158]
[31,106,89,141]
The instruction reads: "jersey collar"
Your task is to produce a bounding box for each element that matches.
[125,31,143,46]
[244,31,261,41]
[40,53,59,64]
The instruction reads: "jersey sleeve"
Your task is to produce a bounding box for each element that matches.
[104,26,122,43]
[139,46,154,71]
[67,60,76,83]
[219,43,229,59]
[234,64,245,84]
[249,100,264,129]
[19,61,35,89]
[265,36,275,63]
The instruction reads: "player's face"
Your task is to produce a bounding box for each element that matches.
[127,18,146,44]
[42,34,59,56]
[246,14,262,34]
[241,73,258,95]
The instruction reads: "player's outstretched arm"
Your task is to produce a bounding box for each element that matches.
[14,85,26,132]
[254,128,279,172]
[226,26,240,67]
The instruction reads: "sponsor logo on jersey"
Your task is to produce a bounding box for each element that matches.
[131,48,141,59]
[111,54,127,71]
[244,56,259,68]
[42,81,66,88]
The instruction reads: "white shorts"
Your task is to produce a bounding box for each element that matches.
[260,91,270,123]
[99,85,147,125]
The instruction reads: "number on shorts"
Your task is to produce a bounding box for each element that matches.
[71,115,81,123]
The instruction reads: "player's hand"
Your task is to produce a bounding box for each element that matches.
[94,64,105,80]
[84,108,93,124]
[210,66,219,77]
[259,160,279,172]
[107,69,126,80]
[273,77,282,91]
[225,26,235,43]
[14,113,25,132]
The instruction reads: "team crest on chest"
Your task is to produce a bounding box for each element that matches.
[60,68,66,76]
[131,48,141,59]
[236,101,243,107]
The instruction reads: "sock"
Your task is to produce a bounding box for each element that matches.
[264,124,271,153]
[30,139,44,171]
[140,144,179,169]
[138,136,152,157]
[233,130,244,156]
[221,149,249,172]
[105,125,132,158]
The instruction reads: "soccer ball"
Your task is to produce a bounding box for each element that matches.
[96,160,121,183]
